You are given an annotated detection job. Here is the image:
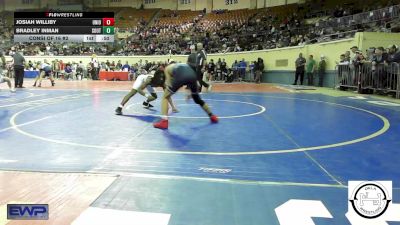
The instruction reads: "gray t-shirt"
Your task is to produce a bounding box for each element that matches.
[13,52,25,67]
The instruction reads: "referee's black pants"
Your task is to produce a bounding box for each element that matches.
[196,69,209,91]
[14,65,24,88]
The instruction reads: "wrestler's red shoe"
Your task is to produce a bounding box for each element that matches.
[210,115,219,123]
[154,119,168,129]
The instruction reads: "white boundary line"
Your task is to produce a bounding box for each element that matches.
[125,99,266,119]
[8,95,390,156]
[89,171,347,188]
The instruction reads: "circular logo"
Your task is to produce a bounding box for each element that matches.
[349,182,391,219]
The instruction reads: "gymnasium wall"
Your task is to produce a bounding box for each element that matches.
[256,0,265,8]
[175,0,212,11]
[143,0,177,10]
[177,1,195,11]
[107,0,140,8]
[212,0,255,10]
[357,32,400,51]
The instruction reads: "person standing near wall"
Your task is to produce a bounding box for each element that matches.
[232,60,238,81]
[12,47,25,88]
[255,58,264,84]
[238,59,247,81]
[306,55,317,86]
[293,53,306,85]
[318,55,326,87]
[91,54,99,80]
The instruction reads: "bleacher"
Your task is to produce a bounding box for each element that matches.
[116,8,158,29]
[154,10,201,26]
[198,9,258,32]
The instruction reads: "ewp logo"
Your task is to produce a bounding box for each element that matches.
[7,204,49,220]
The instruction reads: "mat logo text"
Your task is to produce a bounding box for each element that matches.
[7,204,49,220]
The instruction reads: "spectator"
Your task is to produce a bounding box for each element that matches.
[372,47,387,89]
[87,63,92,79]
[116,60,122,71]
[77,61,85,80]
[350,46,359,63]
[207,59,215,81]
[255,57,264,84]
[386,45,400,63]
[232,60,238,81]
[238,59,247,81]
[386,45,400,91]
[344,51,351,63]
[337,54,350,65]
[122,61,130,72]
[52,59,61,79]
[293,53,306,85]
[110,61,116,71]
[64,63,74,80]
[318,55,326,87]
[306,55,317,86]
[27,60,34,70]
[91,55,99,80]
[373,47,388,64]
[216,58,222,81]
[250,61,255,81]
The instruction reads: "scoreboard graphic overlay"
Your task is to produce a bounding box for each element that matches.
[14,12,115,43]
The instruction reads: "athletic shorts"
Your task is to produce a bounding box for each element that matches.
[167,64,198,94]
[132,74,155,93]
[41,66,52,76]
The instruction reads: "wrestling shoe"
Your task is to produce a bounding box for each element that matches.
[143,101,154,108]
[10,87,16,92]
[51,81,55,86]
[153,119,168,129]
[115,107,123,115]
[210,115,219,123]
[207,84,213,92]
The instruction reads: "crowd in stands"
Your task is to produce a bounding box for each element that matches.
[337,45,400,66]
[336,44,400,95]
[1,1,399,56]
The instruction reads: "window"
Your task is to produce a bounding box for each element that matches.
[144,0,155,4]
[180,0,190,4]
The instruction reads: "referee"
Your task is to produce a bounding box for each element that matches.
[195,43,211,92]
[12,47,25,88]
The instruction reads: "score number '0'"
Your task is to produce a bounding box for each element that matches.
[102,18,115,26]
